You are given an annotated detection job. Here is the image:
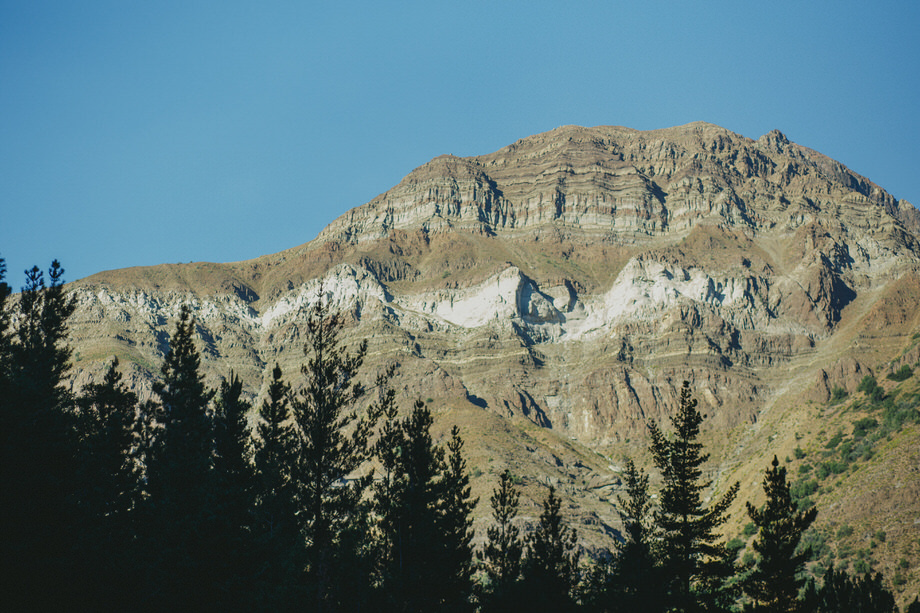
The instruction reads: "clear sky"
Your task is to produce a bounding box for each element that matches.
[2,1,918,284]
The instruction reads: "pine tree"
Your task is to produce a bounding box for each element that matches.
[213,372,255,527]
[599,458,663,613]
[480,469,525,611]
[369,387,405,601]
[251,363,301,607]
[370,398,477,611]
[73,358,143,607]
[147,304,215,508]
[373,400,446,612]
[0,257,11,399]
[440,425,478,610]
[9,262,76,415]
[802,567,897,613]
[74,359,142,521]
[290,295,376,610]
[144,304,217,608]
[743,455,817,612]
[521,485,581,612]
[253,363,298,535]
[211,372,257,606]
[648,381,740,613]
[0,261,78,608]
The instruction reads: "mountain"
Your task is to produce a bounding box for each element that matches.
[65,122,920,598]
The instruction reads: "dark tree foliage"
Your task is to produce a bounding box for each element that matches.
[213,372,255,525]
[72,358,143,607]
[801,567,898,613]
[290,295,376,611]
[521,485,581,612]
[0,257,10,396]
[147,304,215,508]
[479,469,525,610]
[9,262,76,415]
[441,425,479,610]
[371,399,476,612]
[143,304,218,608]
[744,455,818,612]
[373,399,446,611]
[75,359,142,521]
[648,381,740,612]
[211,371,258,606]
[254,363,298,537]
[370,386,405,594]
[585,458,664,613]
[0,261,79,609]
[252,363,301,605]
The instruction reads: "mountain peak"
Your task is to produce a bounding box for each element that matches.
[65,123,920,588]
[315,122,914,250]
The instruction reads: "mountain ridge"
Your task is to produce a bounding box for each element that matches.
[61,122,920,599]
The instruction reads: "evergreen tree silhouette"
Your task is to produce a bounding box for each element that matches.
[290,293,376,611]
[584,458,663,613]
[479,469,525,611]
[648,381,740,612]
[144,304,217,608]
[211,371,257,607]
[440,425,478,611]
[743,455,817,612]
[802,567,898,612]
[0,261,78,609]
[373,400,445,612]
[370,399,476,611]
[73,358,143,607]
[0,257,10,401]
[521,485,581,612]
[252,363,301,606]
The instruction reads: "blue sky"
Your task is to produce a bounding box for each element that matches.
[2,1,918,284]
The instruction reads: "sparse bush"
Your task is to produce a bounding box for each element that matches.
[791,479,819,500]
[726,537,745,559]
[853,558,871,574]
[857,374,878,395]
[743,522,758,537]
[825,431,844,449]
[830,386,849,403]
[836,525,854,539]
[794,446,807,459]
[887,365,913,381]
[797,528,830,560]
[874,530,886,543]
[817,460,847,480]
[852,417,879,439]
[857,374,886,403]
[796,497,815,512]
[882,398,920,431]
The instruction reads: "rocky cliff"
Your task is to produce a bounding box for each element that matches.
[63,122,920,594]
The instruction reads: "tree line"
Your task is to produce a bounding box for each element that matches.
[0,259,916,612]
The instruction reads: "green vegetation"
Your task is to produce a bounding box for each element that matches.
[743,456,817,612]
[887,365,914,382]
[830,386,849,403]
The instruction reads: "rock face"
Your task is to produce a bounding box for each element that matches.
[63,122,920,566]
